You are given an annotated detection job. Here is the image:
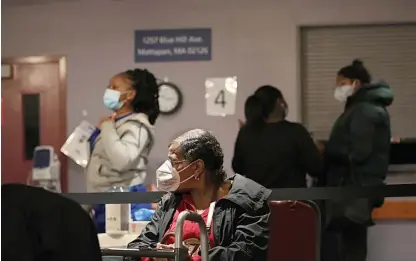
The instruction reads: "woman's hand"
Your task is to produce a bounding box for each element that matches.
[150,243,174,261]
[156,243,174,249]
[314,140,325,155]
[97,115,115,129]
[238,119,245,128]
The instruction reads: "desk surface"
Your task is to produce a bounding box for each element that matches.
[98,233,139,248]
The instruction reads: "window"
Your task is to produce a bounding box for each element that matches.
[22,94,40,159]
[301,24,416,139]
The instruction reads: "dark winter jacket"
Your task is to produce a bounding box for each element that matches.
[325,81,393,226]
[128,174,271,261]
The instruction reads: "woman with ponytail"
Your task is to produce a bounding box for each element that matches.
[86,68,159,232]
[232,85,323,188]
[323,59,393,261]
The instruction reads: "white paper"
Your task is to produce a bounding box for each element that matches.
[205,77,238,116]
[60,120,96,168]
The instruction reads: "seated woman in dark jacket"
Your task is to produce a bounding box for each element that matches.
[128,129,271,261]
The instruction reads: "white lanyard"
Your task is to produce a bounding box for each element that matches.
[205,202,216,234]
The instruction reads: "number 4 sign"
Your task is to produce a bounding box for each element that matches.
[205,77,238,116]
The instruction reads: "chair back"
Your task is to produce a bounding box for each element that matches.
[267,200,321,261]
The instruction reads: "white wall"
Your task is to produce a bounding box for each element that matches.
[2,1,416,260]
[3,0,415,191]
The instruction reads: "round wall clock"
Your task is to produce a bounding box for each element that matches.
[158,82,183,115]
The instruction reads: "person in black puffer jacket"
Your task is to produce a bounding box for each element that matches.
[322,59,393,261]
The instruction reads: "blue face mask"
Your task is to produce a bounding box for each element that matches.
[103,89,124,111]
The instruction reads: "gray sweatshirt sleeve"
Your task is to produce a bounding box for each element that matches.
[99,120,150,171]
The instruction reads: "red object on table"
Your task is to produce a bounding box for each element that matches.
[142,194,215,261]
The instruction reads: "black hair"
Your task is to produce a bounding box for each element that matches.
[123,68,160,125]
[245,85,284,125]
[338,59,372,84]
[174,129,226,186]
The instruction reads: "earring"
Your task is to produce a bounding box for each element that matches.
[195,176,200,180]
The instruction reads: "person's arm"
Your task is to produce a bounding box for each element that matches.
[128,194,171,249]
[349,105,379,164]
[231,130,244,175]
[294,123,323,178]
[100,120,150,171]
[349,103,390,210]
[207,203,269,261]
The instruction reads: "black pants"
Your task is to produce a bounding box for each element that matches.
[340,223,368,261]
[322,223,368,261]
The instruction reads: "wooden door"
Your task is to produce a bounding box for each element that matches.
[1,56,68,192]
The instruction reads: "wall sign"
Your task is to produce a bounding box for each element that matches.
[205,77,238,117]
[134,28,212,62]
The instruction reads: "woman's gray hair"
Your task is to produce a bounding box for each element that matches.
[173,129,226,185]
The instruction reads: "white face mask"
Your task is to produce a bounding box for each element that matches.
[334,85,355,102]
[156,160,195,192]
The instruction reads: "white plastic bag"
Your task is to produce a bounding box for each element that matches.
[60,120,96,168]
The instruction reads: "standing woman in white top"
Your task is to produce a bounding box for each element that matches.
[87,68,159,233]
[86,68,159,193]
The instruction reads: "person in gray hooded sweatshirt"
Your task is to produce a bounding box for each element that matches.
[322,59,394,261]
[86,68,159,233]
[86,68,159,193]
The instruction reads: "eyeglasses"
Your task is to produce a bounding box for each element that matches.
[170,159,187,168]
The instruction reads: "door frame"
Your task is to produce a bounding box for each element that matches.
[2,55,68,192]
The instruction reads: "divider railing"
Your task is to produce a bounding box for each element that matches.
[66,184,416,260]
[64,184,416,205]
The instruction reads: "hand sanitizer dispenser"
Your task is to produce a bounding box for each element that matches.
[31,146,61,193]
[98,187,150,248]
[105,187,130,236]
